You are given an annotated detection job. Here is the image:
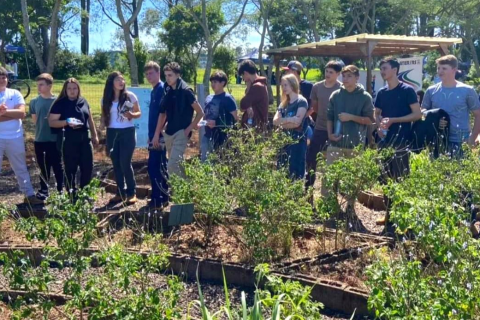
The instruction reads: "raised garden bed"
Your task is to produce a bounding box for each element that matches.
[357,190,386,211]
[0,211,389,318]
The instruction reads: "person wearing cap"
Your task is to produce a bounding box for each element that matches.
[238,60,269,131]
[200,70,238,162]
[282,61,313,109]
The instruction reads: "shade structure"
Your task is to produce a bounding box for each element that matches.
[266,33,463,102]
[266,34,462,58]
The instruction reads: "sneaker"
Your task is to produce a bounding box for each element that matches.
[376,216,387,226]
[125,195,137,205]
[36,191,49,201]
[24,195,44,206]
[109,195,124,203]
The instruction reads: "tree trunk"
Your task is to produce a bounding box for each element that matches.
[20,0,47,72]
[184,0,248,97]
[468,38,480,77]
[370,0,376,34]
[124,27,139,86]
[46,0,62,74]
[115,0,144,87]
[203,42,214,98]
[132,0,139,38]
[257,3,273,104]
[81,0,90,55]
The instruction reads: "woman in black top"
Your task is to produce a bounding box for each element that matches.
[49,78,99,192]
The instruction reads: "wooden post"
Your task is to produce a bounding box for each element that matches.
[365,41,377,94]
[438,43,450,56]
[275,57,281,106]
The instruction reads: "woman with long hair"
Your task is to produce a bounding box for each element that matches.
[101,71,141,204]
[48,78,99,192]
[273,74,309,179]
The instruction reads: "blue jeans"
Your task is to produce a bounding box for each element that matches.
[448,132,470,159]
[278,138,307,180]
[148,147,169,204]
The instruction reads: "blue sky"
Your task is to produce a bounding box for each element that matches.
[65,2,261,54]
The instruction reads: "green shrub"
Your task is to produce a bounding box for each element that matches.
[367,150,480,319]
[170,129,313,262]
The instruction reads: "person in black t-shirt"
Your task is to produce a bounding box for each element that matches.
[49,78,99,192]
[152,62,204,178]
[375,57,422,230]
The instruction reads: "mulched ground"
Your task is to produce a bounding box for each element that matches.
[1,129,379,319]
[0,266,361,320]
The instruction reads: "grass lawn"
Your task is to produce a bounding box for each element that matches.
[23,81,275,115]
[22,67,324,114]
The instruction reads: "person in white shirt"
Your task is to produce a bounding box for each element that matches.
[0,67,43,205]
[100,71,141,205]
[11,59,18,80]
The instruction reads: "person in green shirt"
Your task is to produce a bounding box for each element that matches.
[30,73,63,199]
[322,65,375,227]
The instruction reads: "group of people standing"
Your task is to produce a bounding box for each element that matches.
[0,54,479,220]
[0,61,204,210]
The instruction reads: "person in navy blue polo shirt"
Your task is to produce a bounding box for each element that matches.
[375,57,422,229]
[144,61,169,210]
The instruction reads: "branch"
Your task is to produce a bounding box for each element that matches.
[126,0,144,26]
[213,0,249,50]
[20,0,47,71]
[183,0,210,38]
[96,0,125,29]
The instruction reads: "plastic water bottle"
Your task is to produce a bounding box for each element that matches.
[334,119,342,136]
[380,118,389,140]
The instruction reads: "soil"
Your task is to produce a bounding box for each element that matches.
[0,217,363,265]
[156,223,362,264]
[0,266,255,320]
[299,253,374,292]
[291,246,403,293]
[0,266,358,320]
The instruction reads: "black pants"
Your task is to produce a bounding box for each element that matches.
[148,148,169,204]
[107,127,136,196]
[380,149,410,219]
[34,141,64,193]
[59,131,93,191]
[305,129,329,188]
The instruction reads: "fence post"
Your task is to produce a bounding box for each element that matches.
[196,84,206,157]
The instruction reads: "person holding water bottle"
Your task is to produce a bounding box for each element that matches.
[49,78,99,193]
[374,57,422,230]
[322,65,374,204]
[0,67,44,205]
[199,70,238,162]
[238,60,268,131]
